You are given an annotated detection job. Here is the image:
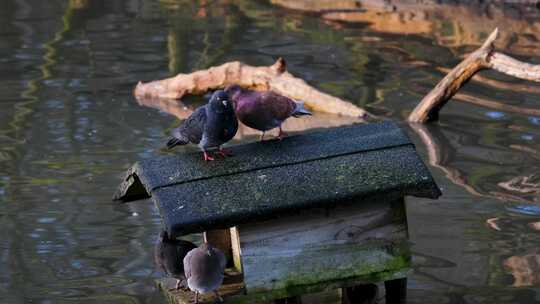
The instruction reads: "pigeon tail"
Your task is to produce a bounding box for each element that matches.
[166,137,189,149]
[292,102,312,117]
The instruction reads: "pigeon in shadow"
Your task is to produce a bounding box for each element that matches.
[225,85,311,141]
[154,231,197,291]
[183,243,227,304]
[166,90,238,161]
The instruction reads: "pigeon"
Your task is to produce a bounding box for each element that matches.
[166,90,238,161]
[183,243,227,304]
[154,231,198,291]
[225,85,311,141]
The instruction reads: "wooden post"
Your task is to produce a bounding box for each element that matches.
[230,227,243,273]
[274,296,302,304]
[384,278,407,304]
[341,284,378,304]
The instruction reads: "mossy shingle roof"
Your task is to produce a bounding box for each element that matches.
[114,121,441,236]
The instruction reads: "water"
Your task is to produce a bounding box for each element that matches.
[1,1,539,303]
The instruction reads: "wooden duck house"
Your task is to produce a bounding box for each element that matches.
[114,121,441,304]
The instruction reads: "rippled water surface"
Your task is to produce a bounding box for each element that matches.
[1,1,539,303]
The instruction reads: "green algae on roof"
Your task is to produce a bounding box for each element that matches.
[114,121,441,236]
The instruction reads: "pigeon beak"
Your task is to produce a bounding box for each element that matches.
[222,100,228,106]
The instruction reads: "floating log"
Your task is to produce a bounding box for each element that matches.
[135,96,363,139]
[134,58,368,118]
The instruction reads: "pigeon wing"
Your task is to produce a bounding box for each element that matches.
[183,249,194,279]
[177,106,207,144]
[260,91,296,120]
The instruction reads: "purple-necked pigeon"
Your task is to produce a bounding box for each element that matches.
[166,90,238,161]
[225,85,312,141]
[183,243,227,304]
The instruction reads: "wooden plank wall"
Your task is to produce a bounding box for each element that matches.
[234,198,410,295]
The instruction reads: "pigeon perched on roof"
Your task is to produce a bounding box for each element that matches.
[225,85,311,141]
[166,90,238,161]
[154,231,197,290]
[183,243,227,304]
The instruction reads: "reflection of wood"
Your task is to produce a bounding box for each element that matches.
[136,96,363,139]
[409,28,540,123]
[408,123,487,198]
[271,1,540,56]
[437,67,540,95]
[504,253,540,287]
[454,93,540,117]
[509,145,540,161]
[497,175,540,194]
[134,58,368,117]
[410,123,540,204]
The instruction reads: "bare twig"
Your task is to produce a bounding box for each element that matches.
[454,93,540,117]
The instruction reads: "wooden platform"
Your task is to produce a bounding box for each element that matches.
[157,268,407,304]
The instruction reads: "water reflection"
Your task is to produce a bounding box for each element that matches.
[409,122,540,204]
[0,0,539,303]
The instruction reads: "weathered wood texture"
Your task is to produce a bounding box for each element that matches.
[235,199,409,296]
[134,58,367,117]
[408,28,540,123]
[204,229,233,266]
[113,122,441,237]
[157,270,247,304]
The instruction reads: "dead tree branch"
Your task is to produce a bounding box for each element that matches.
[408,28,540,123]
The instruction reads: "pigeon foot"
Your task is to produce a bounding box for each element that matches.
[214,291,224,302]
[277,128,288,140]
[216,148,233,158]
[167,279,182,291]
[203,152,215,161]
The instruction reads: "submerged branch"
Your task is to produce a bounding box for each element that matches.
[408,28,540,123]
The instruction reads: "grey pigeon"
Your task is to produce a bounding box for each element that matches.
[183,243,227,304]
[166,90,238,161]
[154,231,198,290]
[225,85,311,141]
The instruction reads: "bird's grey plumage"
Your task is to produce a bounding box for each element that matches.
[183,243,226,303]
[154,231,197,290]
[166,107,207,148]
[166,90,238,159]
